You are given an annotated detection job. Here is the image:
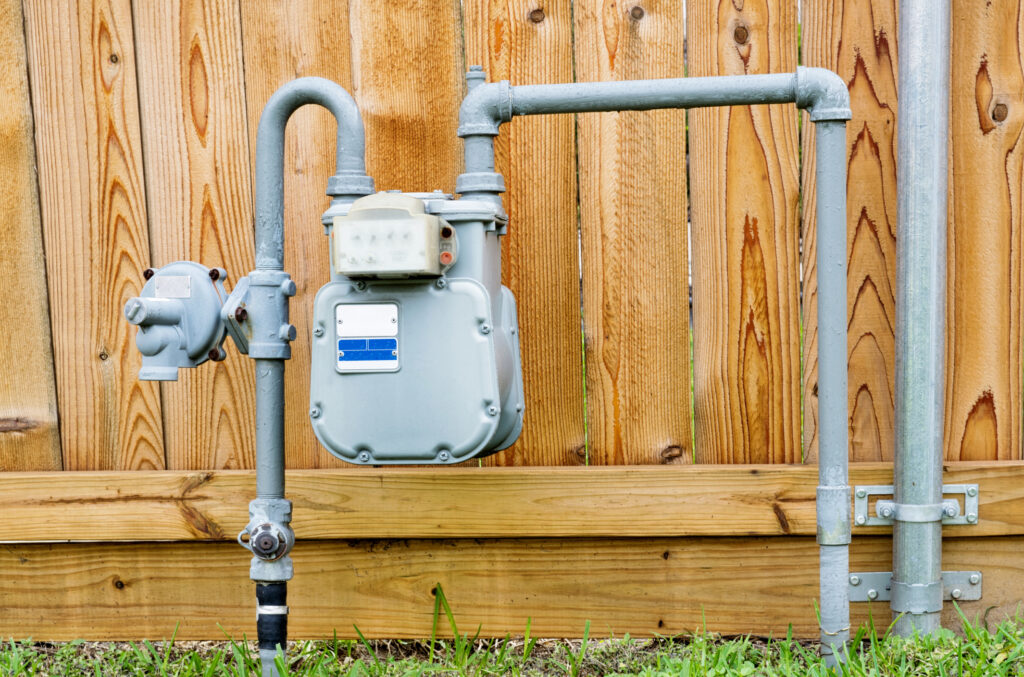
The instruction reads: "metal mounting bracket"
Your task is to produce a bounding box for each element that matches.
[848,571,982,603]
[853,484,979,527]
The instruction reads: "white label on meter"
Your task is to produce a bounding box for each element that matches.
[154,276,191,298]
[335,303,399,373]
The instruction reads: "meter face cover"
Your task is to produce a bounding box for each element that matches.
[309,192,524,464]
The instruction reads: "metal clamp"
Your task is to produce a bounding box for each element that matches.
[853,484,979,526]
[849,571,982,603]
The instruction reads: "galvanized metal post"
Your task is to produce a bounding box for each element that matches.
[457,68,851,662]
[892,0,951,636]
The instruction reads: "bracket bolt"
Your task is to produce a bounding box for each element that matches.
[967,513,978,523]
[943,504,957,518]
[951,588,963,600]
[855,515,866,525]
[856,489,867,499]
[480,324,492,334]
[967,487,978,497]
[310,406,321,419]
[969,574,980,585]
[849,575,860,586]
[358,452,370,462]
[880,505,894,519]
[867,589,878,601]
[234,307,248,323]
[438,450,451,462]
[487,406,499,416]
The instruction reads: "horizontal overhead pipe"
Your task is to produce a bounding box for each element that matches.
[456,67,852,664]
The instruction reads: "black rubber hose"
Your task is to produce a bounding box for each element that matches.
[256,582,288,653]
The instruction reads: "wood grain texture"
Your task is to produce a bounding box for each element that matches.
[573,1,691,465]
[945,1,1024,461]
[134,0,256,470]
[4,462,1023,541]
[239,0,353,469]
[802,0,898,463]
[0,0,62,471]
[349,0,463,193]
[23,0,164,470]
[2,535,1020,640]
[464,0,587,466]
[687,0,801,463]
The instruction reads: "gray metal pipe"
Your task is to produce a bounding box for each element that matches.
[254,76,373,271]
[458,67,851,661]
[892,0,950,636]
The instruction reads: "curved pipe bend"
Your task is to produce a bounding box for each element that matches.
[795,67,852,122]
[254,76,373,270]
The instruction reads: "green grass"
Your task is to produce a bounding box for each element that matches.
[4,607,1024,676]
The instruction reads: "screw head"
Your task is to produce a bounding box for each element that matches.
[867,589,878,601]
[208,268,221,281]
[234,307,248,323]
[358,452,370,462]
[487,406,499,416]
[309,406,321,419]
[856,515,866,525]
[355,281,367,291]
[856,489,867,499]
[951,588,963,600]
[143,268,155,280]
[967,513,978,523]
[435,278,447,289]
[969,574,980,585]
[208,348,224,362]
[480,324,492,334]
[967,487,978,497]
[438,450,451,462]
[313,327,324,337]
[849,575,861,586]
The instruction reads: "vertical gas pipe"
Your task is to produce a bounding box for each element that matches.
[248,77,373,677]
[457,68,851,662]
[891,0,951,636]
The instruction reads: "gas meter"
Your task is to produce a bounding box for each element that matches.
[310,191,524,463]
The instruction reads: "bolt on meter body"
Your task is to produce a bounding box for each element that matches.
[311,190,524,464]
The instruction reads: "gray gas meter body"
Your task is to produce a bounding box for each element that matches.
[310,191,524,463]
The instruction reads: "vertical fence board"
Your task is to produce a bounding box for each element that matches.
[23,0,164,470]
[802,1,898,463]
[573,0,690,465]
[349,0,464,193]
[687,0,801,464]
[240,0,353,469]
[0,0,61,471]
[945,1,1024,461]
[464,0,586,466]
[134,0,256,470]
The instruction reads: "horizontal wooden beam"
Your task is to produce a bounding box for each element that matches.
[3,462,1023,542]
[2,536,1021,641]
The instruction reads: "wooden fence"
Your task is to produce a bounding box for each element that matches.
[2,0,1023,640]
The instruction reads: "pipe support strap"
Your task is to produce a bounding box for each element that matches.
[891,580,944,614]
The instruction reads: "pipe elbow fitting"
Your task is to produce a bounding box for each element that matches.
[457,80,513,137]
[796,67,852,122]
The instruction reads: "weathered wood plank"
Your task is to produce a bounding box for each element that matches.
[239,0,353,469]
[573,1,691,465]
[3,462,1022,541]
[23,0,164,470]
[464,0,587,466]
[945,0,1024,461]
[687,0,801,464]
[802,0,898,463]
[0,0,62,471]
[133,0,256,471]
[1,536,1019,640]
[350,0,463,193]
